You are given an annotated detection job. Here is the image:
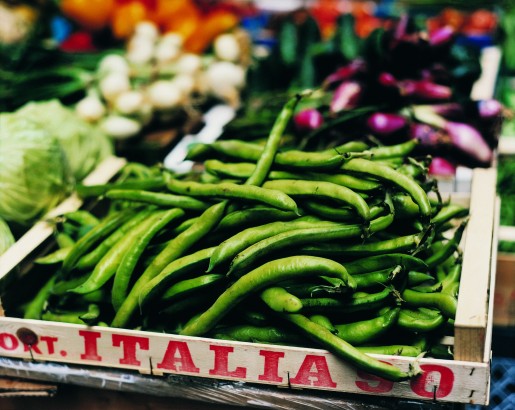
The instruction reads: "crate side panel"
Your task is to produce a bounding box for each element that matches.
[0,317,490,404]
[455,168,497,362]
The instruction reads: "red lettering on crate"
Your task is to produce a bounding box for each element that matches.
[156,341,200,373]
[112,334,149,366]
[258,350,285,383]
[40,336,58,355]
[79,330,102,361]
[355,369,394,393]
[209,345,247,378]
[290,354,337,388]
[0,333,19,350]
[411,364,454,398]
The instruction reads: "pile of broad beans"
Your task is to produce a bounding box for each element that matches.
[21,95,469,381]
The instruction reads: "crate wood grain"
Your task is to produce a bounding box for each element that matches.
[454,168,497,363]
[0,168,498,405]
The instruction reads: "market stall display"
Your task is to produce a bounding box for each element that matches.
[0,1,510,408]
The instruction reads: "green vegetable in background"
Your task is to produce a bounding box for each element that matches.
[15,100,112,181]
[0,217,15,256]
[0,113,73,225]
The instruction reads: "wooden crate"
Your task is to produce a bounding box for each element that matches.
[0,168,499,406]
[495,225,515,327]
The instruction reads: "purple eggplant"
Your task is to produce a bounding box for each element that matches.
[412,105,493,164]
[294,108,324,133]
[410,123,446,147]
[367,112,408,136]
[323,59,366,88]
[378,72,398,88]
[445,121,493,164]
[429,157,456,177]
[400,80,452,101]
[330,80,362,113]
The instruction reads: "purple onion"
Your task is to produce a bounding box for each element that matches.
[367,113,408,136]
[410,123,446,147]
[429,26,455,47]
[323,59,366,88]
[444,121,493,164]
[431,103,464,119]
[429,157,456,177]
[294,108,324,133]
[378,72,398,87]
[330,81,362,113]
[400,80,452,100]
[477,99,503,119]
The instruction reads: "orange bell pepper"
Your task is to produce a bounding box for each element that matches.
[60,0,114,31]
[159,0,201,40]
[111,1,148,39]
[183,9,239,54]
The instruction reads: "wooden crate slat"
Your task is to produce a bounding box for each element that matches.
[454,168,497,363]
[0,317,490,405]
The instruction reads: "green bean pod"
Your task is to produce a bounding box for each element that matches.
[356,345,422,357]
[262,179,371,222]
[397,308,446,333]
[180,256,355,336]
[214,206,298,233]
[71,209,184,296]
[159,274,226,306]
[424,219,467,269]
[77,177,166,198]
[300,231,426,259]
[208,216,339,272]
[300,287,394,314]
[211,325,302,344]
[75,209,153,270]
[344,253,428,276]
[166,178,299,214]
[62,208,138,274]
[245,92,304,186]
[138,247,216,307]
[206,140,345,170]
[105,189,211,211]
[111,208,188,311]
[23,274,57,320]
[334,307,400,345]
[205,160,381,192]
[112,201,228,328]
[341,158,432,222]
[401,289,457,319]
[277,313,416,381]
[228,213,394,278]
[260,286,303,313]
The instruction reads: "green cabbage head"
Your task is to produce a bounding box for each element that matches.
[15,100,113,181]
[0,113,73,225]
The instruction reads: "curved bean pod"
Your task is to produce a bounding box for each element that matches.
[277,313,415,381]
[111,202,227,328]
[105,189,211,211]
[341,158,432,222]
[228,214,394,278]
[180,256,354,336]
[262,180,370,222]
[334,307,400,345]
[166,178,299,214]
